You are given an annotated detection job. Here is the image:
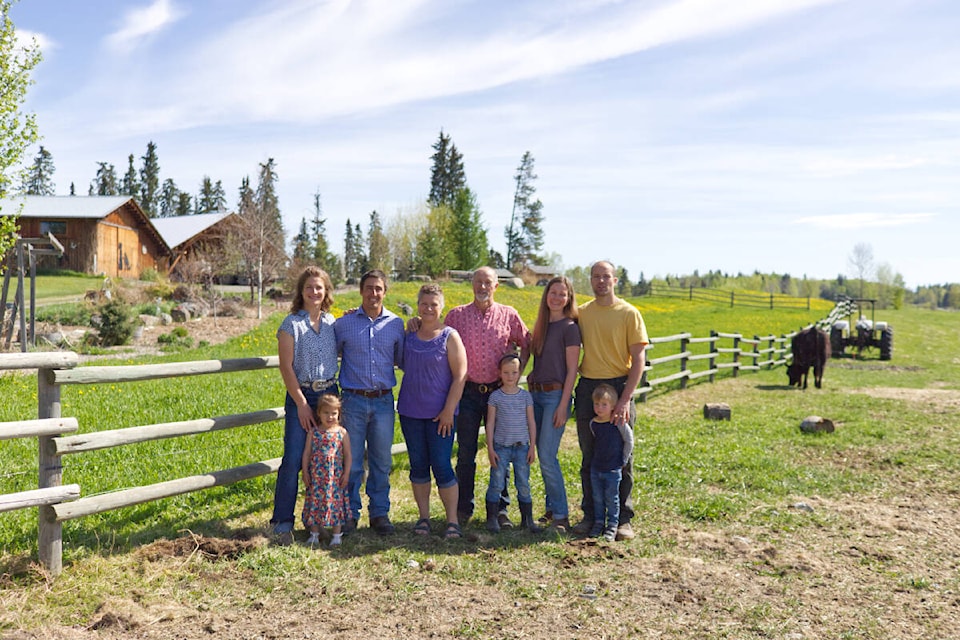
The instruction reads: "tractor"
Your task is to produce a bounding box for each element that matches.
[829,297,893,360]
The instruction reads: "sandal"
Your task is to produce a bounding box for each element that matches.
[413,518,431,536]
[443,522,463,539]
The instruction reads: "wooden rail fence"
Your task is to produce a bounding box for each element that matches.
[2,306,840,576]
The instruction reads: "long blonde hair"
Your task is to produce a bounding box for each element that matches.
[531,276,578,357]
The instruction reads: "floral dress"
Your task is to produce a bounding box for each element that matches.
[302,427,350,528]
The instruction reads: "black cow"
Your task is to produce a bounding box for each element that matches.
[787,327,830,389]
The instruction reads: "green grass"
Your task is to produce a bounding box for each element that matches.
[1,288,956,567]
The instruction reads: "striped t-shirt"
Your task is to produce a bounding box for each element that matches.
[488,388,533,446]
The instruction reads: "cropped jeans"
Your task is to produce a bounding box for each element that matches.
[341,391,396,521]
[271,386,338,534]
[399,415,457,488]
[485,442,533,505]
[532,389,570,519]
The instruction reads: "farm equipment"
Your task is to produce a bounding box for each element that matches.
[829,298,893,360]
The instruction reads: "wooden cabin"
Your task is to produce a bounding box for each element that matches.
[0,196,170,278]
[151,210,241,281]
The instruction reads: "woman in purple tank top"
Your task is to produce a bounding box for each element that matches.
[397,284,468,539]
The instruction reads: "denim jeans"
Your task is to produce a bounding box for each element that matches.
[456,385,510,516]
[271,387,338,533]
[590,468,622,529]
[532,389,569,518]
[576,376,635,524]
[399,415,457,489]
[485,442,532,504]
[341,391,396,520]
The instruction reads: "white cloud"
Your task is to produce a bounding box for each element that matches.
[14,28,52,54]
[105,0,184,52]
[802,154,929,177]
[792,213,937,229]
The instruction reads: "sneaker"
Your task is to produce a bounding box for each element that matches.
[273,530,294,547]
[615,522,635,541]
[602,527,617,542]
[571,519,593,535]
[498,513,515,529]
[588,522,604,538]
[370,515,396,536]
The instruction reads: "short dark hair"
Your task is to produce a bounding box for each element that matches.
[359,269,388,291]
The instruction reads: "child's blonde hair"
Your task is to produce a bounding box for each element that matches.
[316,393,342,418]
[591,383,618,405]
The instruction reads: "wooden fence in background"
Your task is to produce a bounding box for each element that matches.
[646,284,814,310]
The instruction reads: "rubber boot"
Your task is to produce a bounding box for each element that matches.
[519,501,542,534]
[485,501,501,533]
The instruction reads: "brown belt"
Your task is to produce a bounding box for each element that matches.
[528,382,562,392]
[345,388,391,398]
[465,380,500,394]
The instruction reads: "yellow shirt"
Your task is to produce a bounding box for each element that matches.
[578,297,649,379]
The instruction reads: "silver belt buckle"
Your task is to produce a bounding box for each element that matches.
[310,379,332,392]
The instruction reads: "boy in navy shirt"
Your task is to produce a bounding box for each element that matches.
[588,384,634,541]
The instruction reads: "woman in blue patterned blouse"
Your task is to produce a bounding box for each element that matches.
[270,266,339,545]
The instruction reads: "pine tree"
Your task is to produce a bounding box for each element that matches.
[505,151,545,270]
[175,191,193,216]
[428,129,466,208]
[309,190,341,282]
[69,182,75,196]
[415,206,454,277]
[367,210,390,274]
[91,162,118,195]
[343,219,356,281]
[22,145,55,195]
[196,176,221,214]
[120,153,139,198]
[449,187,488,270]
[139,141,160,216]
[158,178,179,217]
[291,217,311,263]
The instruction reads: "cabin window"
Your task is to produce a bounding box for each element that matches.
[40,221,67,236]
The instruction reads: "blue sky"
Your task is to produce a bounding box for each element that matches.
[10,0,960,289]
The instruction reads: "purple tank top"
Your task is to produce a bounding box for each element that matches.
[397,326,457,419]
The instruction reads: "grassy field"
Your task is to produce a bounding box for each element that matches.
[2,283,958,638]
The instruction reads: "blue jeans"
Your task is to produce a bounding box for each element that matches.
[399,415,457,489]
[485,443,532,504]
[533,389,569,519]
[590,468,622,529]
[341,392,396,520]
[456,385,510,516]
[271,387,338,533]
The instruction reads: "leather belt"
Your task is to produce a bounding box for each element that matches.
[528,382,562,392]
[466,380,500,394]
[345,388,391,398]
[301,379,336,392]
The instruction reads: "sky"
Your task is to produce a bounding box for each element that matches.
[9,0,960,289]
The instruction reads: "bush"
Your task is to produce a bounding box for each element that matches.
[97,298,136,346]
[34,302,94,326]
[157,326,193,350]
[140,267,160,282]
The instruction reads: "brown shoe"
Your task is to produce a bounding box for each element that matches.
[498,513,514,529]
[273,531,294,547]
[615,522,635,541]
[537,510,553,524]
[571,519,593,535]
[550,517,570,533]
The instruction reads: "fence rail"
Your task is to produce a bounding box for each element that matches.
[646,284,813,310]
[1,303,837,576]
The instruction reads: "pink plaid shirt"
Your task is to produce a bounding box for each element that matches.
[444,301,529,384]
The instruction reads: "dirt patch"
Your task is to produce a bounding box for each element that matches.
[848,386,960,411]
[136,530,267,562]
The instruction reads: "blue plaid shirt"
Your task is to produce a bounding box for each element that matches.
[335,307,405,391]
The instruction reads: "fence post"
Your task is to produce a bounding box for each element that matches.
[709,330,717,383]
[689,286,693,301]
[767,336,776,369]
[753,335,761,368]
[679,335,689,389]
[730,291,734,308]
[37,367,64,577]
[732,335,740,378]
[769,293,774,310]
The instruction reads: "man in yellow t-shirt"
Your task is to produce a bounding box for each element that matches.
[573,260,649,541]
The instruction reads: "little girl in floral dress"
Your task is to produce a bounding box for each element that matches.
[301,394,352,546]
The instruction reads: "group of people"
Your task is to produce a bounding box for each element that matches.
[270,261,648,547]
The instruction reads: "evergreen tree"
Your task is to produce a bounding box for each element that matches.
[120,153,139,198]
[139,140,160,216]
[505,151,545,270]
[367,210,390,274]
[415,206,454,277]
[21,145,55,195]
[428,129,466,208]
[449,187,488,270]
[291,217,311,263]
[353,222,368,275]
[196,176,221,214]
[212,180,227,210]
[1,3,41,261]
[309,190,341,282]
[175,191,193,216]
[158,178,179,217]
[69,182,75,196]
[343,219,356,281]
[91,162,118,195]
